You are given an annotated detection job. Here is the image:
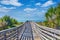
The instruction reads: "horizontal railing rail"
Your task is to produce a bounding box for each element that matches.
[35,23,60,35]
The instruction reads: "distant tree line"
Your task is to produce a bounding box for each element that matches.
[37,3,60,29]
[0,15,23,31]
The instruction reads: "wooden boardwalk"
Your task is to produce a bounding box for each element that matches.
[0,21,60,40]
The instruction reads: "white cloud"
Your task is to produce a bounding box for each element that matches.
[0,0,23,6]
[41,0,55,7]
[26,14,31,16]
[24,8,37,13]
[35,3,41,6]
[2,7,16,9]
[0,6,16,12]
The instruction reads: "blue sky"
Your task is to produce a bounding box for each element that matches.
[0,0,60,22]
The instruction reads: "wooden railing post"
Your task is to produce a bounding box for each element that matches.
[4,31,6,40]
[16,28,19,40]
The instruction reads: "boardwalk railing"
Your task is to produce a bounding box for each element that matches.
[34,22,60,40]
[0,24,24,40]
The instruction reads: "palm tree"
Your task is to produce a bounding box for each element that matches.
[45,3,60,29]
[54,3,60,29]
[45,7,55,27]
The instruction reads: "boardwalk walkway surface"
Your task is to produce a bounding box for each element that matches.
[0,21,60,40]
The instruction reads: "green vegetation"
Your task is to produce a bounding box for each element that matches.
[0,15,23,31]
[37,4,60,29]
